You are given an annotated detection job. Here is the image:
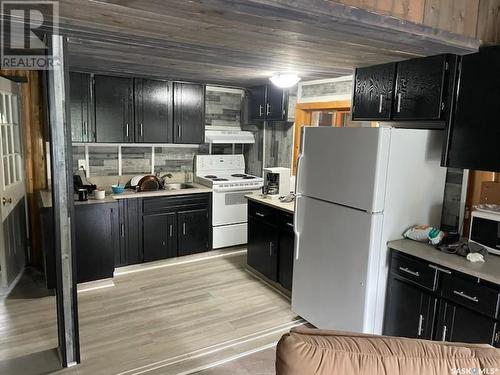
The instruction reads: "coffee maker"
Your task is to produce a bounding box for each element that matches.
[263,167,291,196]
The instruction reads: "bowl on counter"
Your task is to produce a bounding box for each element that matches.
[111,185,125,194]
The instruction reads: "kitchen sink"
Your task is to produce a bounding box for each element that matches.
[163,183,195,191]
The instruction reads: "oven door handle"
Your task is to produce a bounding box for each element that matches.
[213,186,263,193]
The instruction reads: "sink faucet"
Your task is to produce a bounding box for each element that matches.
[160,173,173,180]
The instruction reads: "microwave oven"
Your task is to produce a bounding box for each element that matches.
[469,210,500,255]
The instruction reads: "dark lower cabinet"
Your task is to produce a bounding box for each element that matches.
[74,203,118,283]
[41,202,118,288]
[116,198,141,267]
[384,250,500,347]
[247,200,294,289]
[178,208,209,256]
[384,277,436,339]
[435,300,497,345]
[248,216,279,282]
[278,215,294,291]
[141,193,211,262]
[143,213,177,262]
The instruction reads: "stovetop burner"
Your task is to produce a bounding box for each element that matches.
[205,175,218,179]
[212,178,228,181]
[231,174,246,177]
[242,176,256,179]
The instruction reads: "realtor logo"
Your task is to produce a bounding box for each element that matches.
[1,1,59,69]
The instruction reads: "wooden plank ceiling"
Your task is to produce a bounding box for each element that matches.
[58,0,481,86]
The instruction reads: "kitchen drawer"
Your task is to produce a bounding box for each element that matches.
[391,252,437,291]
[248,201,277,223]
[440,273,500,319]
[280,212,294,231]
[143,193,210,214]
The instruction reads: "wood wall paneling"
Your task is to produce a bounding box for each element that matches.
[0,70,47,268]
[55,0,479,86]
[477,0,500,44]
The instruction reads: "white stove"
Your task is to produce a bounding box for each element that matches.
[195,155,263,249]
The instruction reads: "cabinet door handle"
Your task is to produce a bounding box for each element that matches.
[429,264,451,274]
[417,314,424,337]
[453,290,479,303]
[269,242,273,256]
[442,325,447,341]
[399,266,419,277]
[396,92,402,113]
[140,123,143,137]
[255,212,265,217]
[495,332,499,344]
[162,240,166,246]
[178,125,182,140]
[169,224,173,237]
[259,105,263,117]
[286,222,294,228]
[83,121,87,136]
[266,103,271,116]
[183,222,186,236]
[378,94,383,113]
[120,224,125,238]
[126,123,129,138]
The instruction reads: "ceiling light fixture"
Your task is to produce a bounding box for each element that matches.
[269,73,301,88]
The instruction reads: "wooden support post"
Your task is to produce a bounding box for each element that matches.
[46,35,80,367]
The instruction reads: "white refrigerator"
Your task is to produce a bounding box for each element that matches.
[292,127,446,335]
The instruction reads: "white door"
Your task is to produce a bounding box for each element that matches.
[0,77,27,290]
[296,127,391,213]
[292,195,383,333]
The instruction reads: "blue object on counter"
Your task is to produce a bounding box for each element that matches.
[112,185,125,194]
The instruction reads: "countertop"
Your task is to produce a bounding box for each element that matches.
[245,193,295,214]
[388,239,500,286]
[39,183,212,209]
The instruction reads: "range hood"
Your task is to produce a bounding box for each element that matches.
[205,130,255,144]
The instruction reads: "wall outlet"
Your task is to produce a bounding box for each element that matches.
[78,159,87,171]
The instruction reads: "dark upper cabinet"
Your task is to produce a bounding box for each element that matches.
[134,79,173,143]
[442,46,500,172]
[247,215,279,282]
[278,214,294,291]
[70,72,94,142]
[435,300,497,345]
[248,85,266,120]
[116,198,141,267]
[352,63,396,121]
[248,85,287,122]
[173,82,205,144]
[95,75,134,143]
[393,55,449,120]
[74,203,118,283]
[178,208,210,256]
[384,276,437,340]
[143,212,177,262]
[266,84,287,121]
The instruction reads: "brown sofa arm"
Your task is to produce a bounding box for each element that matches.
[276,327,500,375]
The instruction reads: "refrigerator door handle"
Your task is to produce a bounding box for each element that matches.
[294,195,301,260]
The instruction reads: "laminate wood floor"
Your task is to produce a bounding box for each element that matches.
[0,251,299,375]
